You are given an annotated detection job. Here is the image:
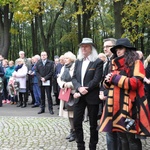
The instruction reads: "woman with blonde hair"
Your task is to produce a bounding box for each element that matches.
[12,58,28,107]
[57,51,76,142]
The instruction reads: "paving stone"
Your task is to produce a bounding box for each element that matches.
[0,100,150,150]
[0,117,105,149]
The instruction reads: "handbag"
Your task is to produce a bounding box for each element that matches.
[58,88,71,102]
[67,94,75,106]
[65,94,75,111]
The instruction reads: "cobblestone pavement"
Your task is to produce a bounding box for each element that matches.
[0,101,150,150]
[0,117,106,150]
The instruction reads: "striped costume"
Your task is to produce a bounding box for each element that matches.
[99,56,150,136]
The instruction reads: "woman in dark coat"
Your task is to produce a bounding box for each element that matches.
[144,55,150,109]
[0,65,4,106]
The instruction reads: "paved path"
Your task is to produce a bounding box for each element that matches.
[0,97,150,150]
[0,117,106,150]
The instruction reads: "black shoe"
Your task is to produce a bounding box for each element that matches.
[69,135,75,142]
[49,110,54,115]
[66,133,72,139]
[21,104,26,108]
[32,105,39,108]
[66,129,73,139]
[28,102,34,105]
[38,110,45,114]
[17,103,22,107]
[68,131,76,142]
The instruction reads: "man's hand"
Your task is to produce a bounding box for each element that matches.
[73,92,81,99]
[99,91,107,100]
[41,77,45,82]
[144,77,150,84]
[105,73,112,83]
[78,87,88,95]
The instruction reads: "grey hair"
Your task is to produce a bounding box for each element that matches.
[103,38,117,45]
[34,54,41,60]
[19,51,25,55]
[77,46,98,62]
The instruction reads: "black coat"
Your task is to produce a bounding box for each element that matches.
[36,59,54,86]
[0,66,4,77]
[72,58,103,104]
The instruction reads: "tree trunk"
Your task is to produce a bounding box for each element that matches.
[31,16,39,55]
[38,0,66,58]
[0,5,13,58]
[113,0,125,38]
[78,0,95,38]
[74,0,82,43]
[0,12,4,52]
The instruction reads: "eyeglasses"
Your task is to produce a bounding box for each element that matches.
[103,45,114,49]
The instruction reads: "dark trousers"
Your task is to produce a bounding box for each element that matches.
[118,132,142,150]
[11,95,18,103]
[106,132,122,150]
[145,83,150,109]
[19,92,26,105]
[0,93,2,107]
[52,78,60,105]
[40,86,53,111]
[30,90,35,104]
[2,78,8,100]
[25,80,29,102]
[74,97,99,150]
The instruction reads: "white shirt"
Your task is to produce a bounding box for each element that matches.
[81,57,90,86]
[42,60,47,66]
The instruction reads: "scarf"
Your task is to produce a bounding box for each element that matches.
[15,64,23,72]
[61,62,73,82]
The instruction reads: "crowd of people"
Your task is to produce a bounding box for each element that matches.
[0,37,150,150]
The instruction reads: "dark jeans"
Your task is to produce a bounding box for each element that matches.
[0,93,2,107]
[25,80,29,102]
[40,86,53,111]
[106,132,121,150]
[52,77,60,105]
[118,132,142,150]
[74,97,99,150]
[2,78,8,100]
[19,92,26,105]
[33,83,41,105]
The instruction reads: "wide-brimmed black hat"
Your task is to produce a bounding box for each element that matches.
[110,38,136,54]
[79,38,96,48]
